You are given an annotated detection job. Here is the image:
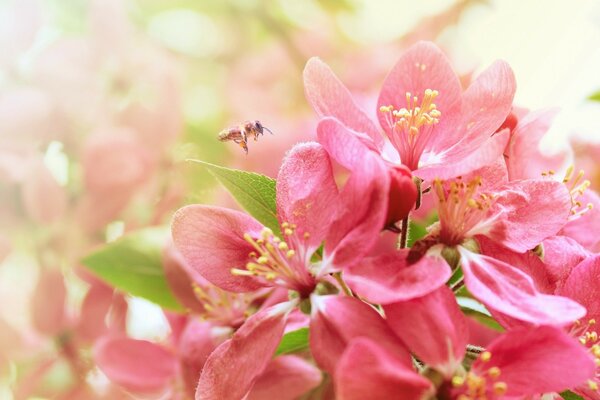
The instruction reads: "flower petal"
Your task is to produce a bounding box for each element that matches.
[345,247,451,304]
[196,301,293,400]
[94,336,178,393]
[377,41,462,145]
[31,267,67,336]
[542,236,591,291]
[557,254,600,324]
[276,142,338,251]
[471,326,595,397]
[309,295,410,374]
[335,338,433,400]
[384,286,469,378]
[172,205,265,292]
[246,356,322,400]
[304,57,383,148]
[458,247,586,326]
[561,189,600,252]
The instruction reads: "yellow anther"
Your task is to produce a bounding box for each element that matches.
[278,242,289,251]
[451,376,465,387]
[286,249,296,259]
[480,351,492,362]
[493,382,508,395]
[488,367,501,379]
[590,319,596,325]
[303,232,311,240]
[230,268,255,277]
[588,380,599,391]
[581,337,588,345]
[257,256,269,264]
[592,344,600,357]
[281,222,289,228]
[284,228,293,236]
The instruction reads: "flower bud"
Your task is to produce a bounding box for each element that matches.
[385,164,418,227]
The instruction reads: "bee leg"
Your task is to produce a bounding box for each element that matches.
[239,140,248,154]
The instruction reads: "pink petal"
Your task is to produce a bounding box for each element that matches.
[309,295,410,374]
[162,243,204,314]
[31,267,67,336]
[470,326,595,397]
[345,247,451,304]
[561,189,600,252]
[21,158,67,224]
[377,41,462,145]
[304,57,383,149]
[197,302,292,400]
[542,235,591,291]
[557,254,600,323]
[76,281,114,343]
[416,128,509,181]
[335,338,433,400]
[491,179,572,252]
[94,336,178,393]
[458,247,586,326]
[172,205,266,292]
[317,118,389,271]
[276,142,338,251]
[506,108,566,180]
[246,356,322,400]
[384,286,469,378]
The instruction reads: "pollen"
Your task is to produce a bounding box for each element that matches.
[452,361,507,400]
[562,165,593,220]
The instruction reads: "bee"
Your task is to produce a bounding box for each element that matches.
[218,120,273,154]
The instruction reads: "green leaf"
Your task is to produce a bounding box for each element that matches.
[589,90,600,102]
[560,391,584,400]
[81,227,184,311]
[275,328,309,355]
[458,296,504,332]
[189,160,280,236]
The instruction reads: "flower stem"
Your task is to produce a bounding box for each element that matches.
[333,272,353,297]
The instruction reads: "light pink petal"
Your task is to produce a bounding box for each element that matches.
[76,281,114,343]
[31,267,67,336]
[335,338,433,400]
[506,108,567,180]
[246,356,322,400]
[377,41,462,144]
[94,336,178,393]
[384,286,468,378]
[557,254,600,323]
[561,189,600,252]
[276,142,338,251]
[345,247,451,304]
[309,295,410,374]
[172,205,266,292]
[304,57,383,148]
[197,302,292,400]
[477,236,554,294]
[0,0,42,68]
[470,326,595,397]
[416,128,509,181]
[491,179,572,252]
[317,118,389,271]
[458,247,586,326]
[178,320,230,398]
[21,158,67,224]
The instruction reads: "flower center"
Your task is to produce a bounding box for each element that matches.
[379,89,441,170]
[452,351,508,400]
[231,224,316,296]
[559,166,593,220]
[570,319,600,393]
[193,283,252,328]
[434,177,496,246]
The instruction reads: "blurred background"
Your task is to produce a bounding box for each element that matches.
[1,0,599,398]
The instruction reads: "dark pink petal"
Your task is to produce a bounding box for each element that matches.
[304,57,383,148]
[335,338,433,400]
[384,286,468,378]
[317,118,389,271]
[31,267,67,336]
[172,205,265,292]
[377,41,462,144]
[345,247,451,304]
[385,164,418,226]
[310,295,410,374]
[246,356,322,400]
[491,179,572,252]
[557,254,600,323]
[76,281,114,343]
[162,243,204,314]
[470,326,595,397]
[416,128,509,181]
[477,236,554,294]
[506,108,566,180]
[197,302,293,400]
[542,236,591,291]
[276,142,338,251]
[561,189,600,252]
[458,247,586,326]
[94,336,178,393]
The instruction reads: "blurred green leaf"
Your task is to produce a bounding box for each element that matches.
[81,227,183,311]
[458,296,504,332]
[560,391,584,400]
[276,327,309,355]
[589,90,600,102]
[190,160,280,236]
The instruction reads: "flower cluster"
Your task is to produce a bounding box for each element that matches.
[162,42,600,399]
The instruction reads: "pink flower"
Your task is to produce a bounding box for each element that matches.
[304,41,515,180]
